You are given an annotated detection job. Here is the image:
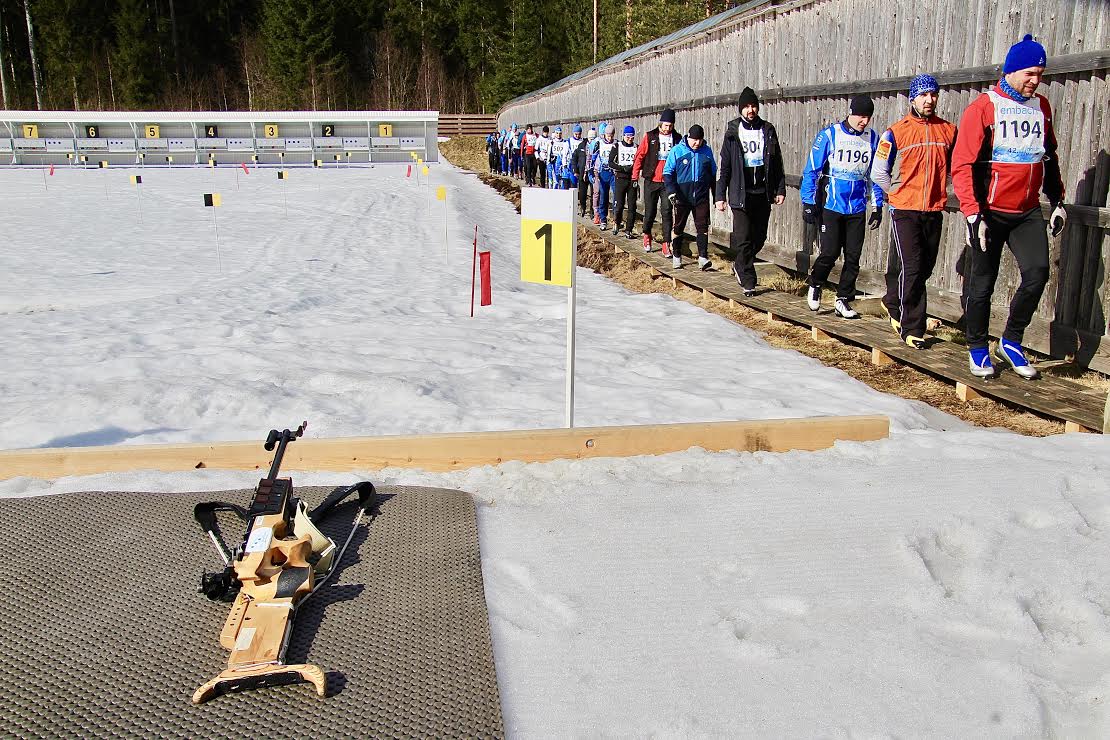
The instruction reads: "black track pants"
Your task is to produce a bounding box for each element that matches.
[577,175,591,214]
[963,208,1050,350]
[524,154,537,186]
[673,199,711,258]
[809,209,866,300]
[642,180,673,241]
[613,177,637,231]
[884,210,942,339]
[730,197,772,290]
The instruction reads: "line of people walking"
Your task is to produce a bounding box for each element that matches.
[486,34,1067,380]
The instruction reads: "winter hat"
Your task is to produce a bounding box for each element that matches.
[849,95,875,117]
[660,108,676,124]
[737,87,759,110]
[623,125,635,136]
[573,124,583,134]
[688,124,705,139]
[909,74,939,99]
[1004,34,1047,73]
[598,122,608,135]
[554,125,562,133]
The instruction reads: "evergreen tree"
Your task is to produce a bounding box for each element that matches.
[113,0,159,107]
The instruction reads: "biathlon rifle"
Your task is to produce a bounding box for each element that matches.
[192,422,377,704]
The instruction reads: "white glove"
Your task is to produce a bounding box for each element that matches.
[965,214,987,252]
[1048,205,1066,238]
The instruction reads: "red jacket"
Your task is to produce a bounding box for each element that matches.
[951,85,1064,216]
[632,128,682,183]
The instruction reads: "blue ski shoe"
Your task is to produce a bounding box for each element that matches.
[995,338,1040,380]
[968,347,994,378]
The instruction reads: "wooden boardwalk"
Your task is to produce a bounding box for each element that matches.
[588,218,1108,434]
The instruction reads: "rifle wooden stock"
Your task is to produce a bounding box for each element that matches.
[193,487,326,704]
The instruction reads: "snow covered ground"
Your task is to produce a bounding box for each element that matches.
[1,162,1107,737]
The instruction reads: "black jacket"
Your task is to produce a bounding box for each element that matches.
[570,138,590,178]
[714,116,786,209]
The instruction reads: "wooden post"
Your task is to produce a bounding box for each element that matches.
[767,311,785,323]
[871,348,894,366]
[956,382,981,402]
[812,326,832,342]
[1104,388,1109,435]
[1064,420,1092,434]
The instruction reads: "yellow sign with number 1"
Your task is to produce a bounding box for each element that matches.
[520,188,576,287]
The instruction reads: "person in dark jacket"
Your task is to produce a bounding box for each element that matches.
[633,108,683,255]
[663,124,717,270]
[569,124,591,216]
[715,87,787,295]
[609,125,639,239]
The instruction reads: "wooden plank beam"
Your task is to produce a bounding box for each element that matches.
[0,417,891,480]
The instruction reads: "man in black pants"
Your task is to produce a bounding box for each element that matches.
[522,124,538,187]
[633,108,682,256]
[569,124,591,216]
[663,124,717,270]
[609,125,639,239]
[800,95,885,319]
[952,34,1066,380]
[715,87,786,296]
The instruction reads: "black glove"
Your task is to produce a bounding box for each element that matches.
[868,209,883,231]
[802,204,818,224]
[965,214,987,252]
[667,192,678,207]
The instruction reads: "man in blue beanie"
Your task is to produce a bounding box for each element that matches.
[952,34,1066,380]
[609,125,640,239]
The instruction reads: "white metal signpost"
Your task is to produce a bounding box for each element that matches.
[520,187,578,428]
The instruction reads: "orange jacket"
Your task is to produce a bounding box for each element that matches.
[869,112,956,212]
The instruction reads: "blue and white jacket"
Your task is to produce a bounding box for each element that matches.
[800,121,884,215]
[663,137,717,205]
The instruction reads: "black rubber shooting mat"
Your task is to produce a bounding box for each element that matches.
[0,485,504,738]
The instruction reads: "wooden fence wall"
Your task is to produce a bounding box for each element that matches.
[439,114,497,136]
[496,0,1110,373]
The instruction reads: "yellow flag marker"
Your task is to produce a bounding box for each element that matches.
[166,155,174,164]
[334,154,342,162]
[99,161,109,168]
[313,159,322,168]
[203,193,222,207]
[277,170,288,180]
[422,166,429,176]
[130,175,142,185]
[208,158,216,168]
[436,186,446,201]
[410,151,417,160]
[417,158,423,166]
[251,154,259,163]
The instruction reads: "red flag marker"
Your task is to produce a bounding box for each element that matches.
[240,162,250,174]
[49,164,55,176]
[406,164,412,178]
[479,251,492,306]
